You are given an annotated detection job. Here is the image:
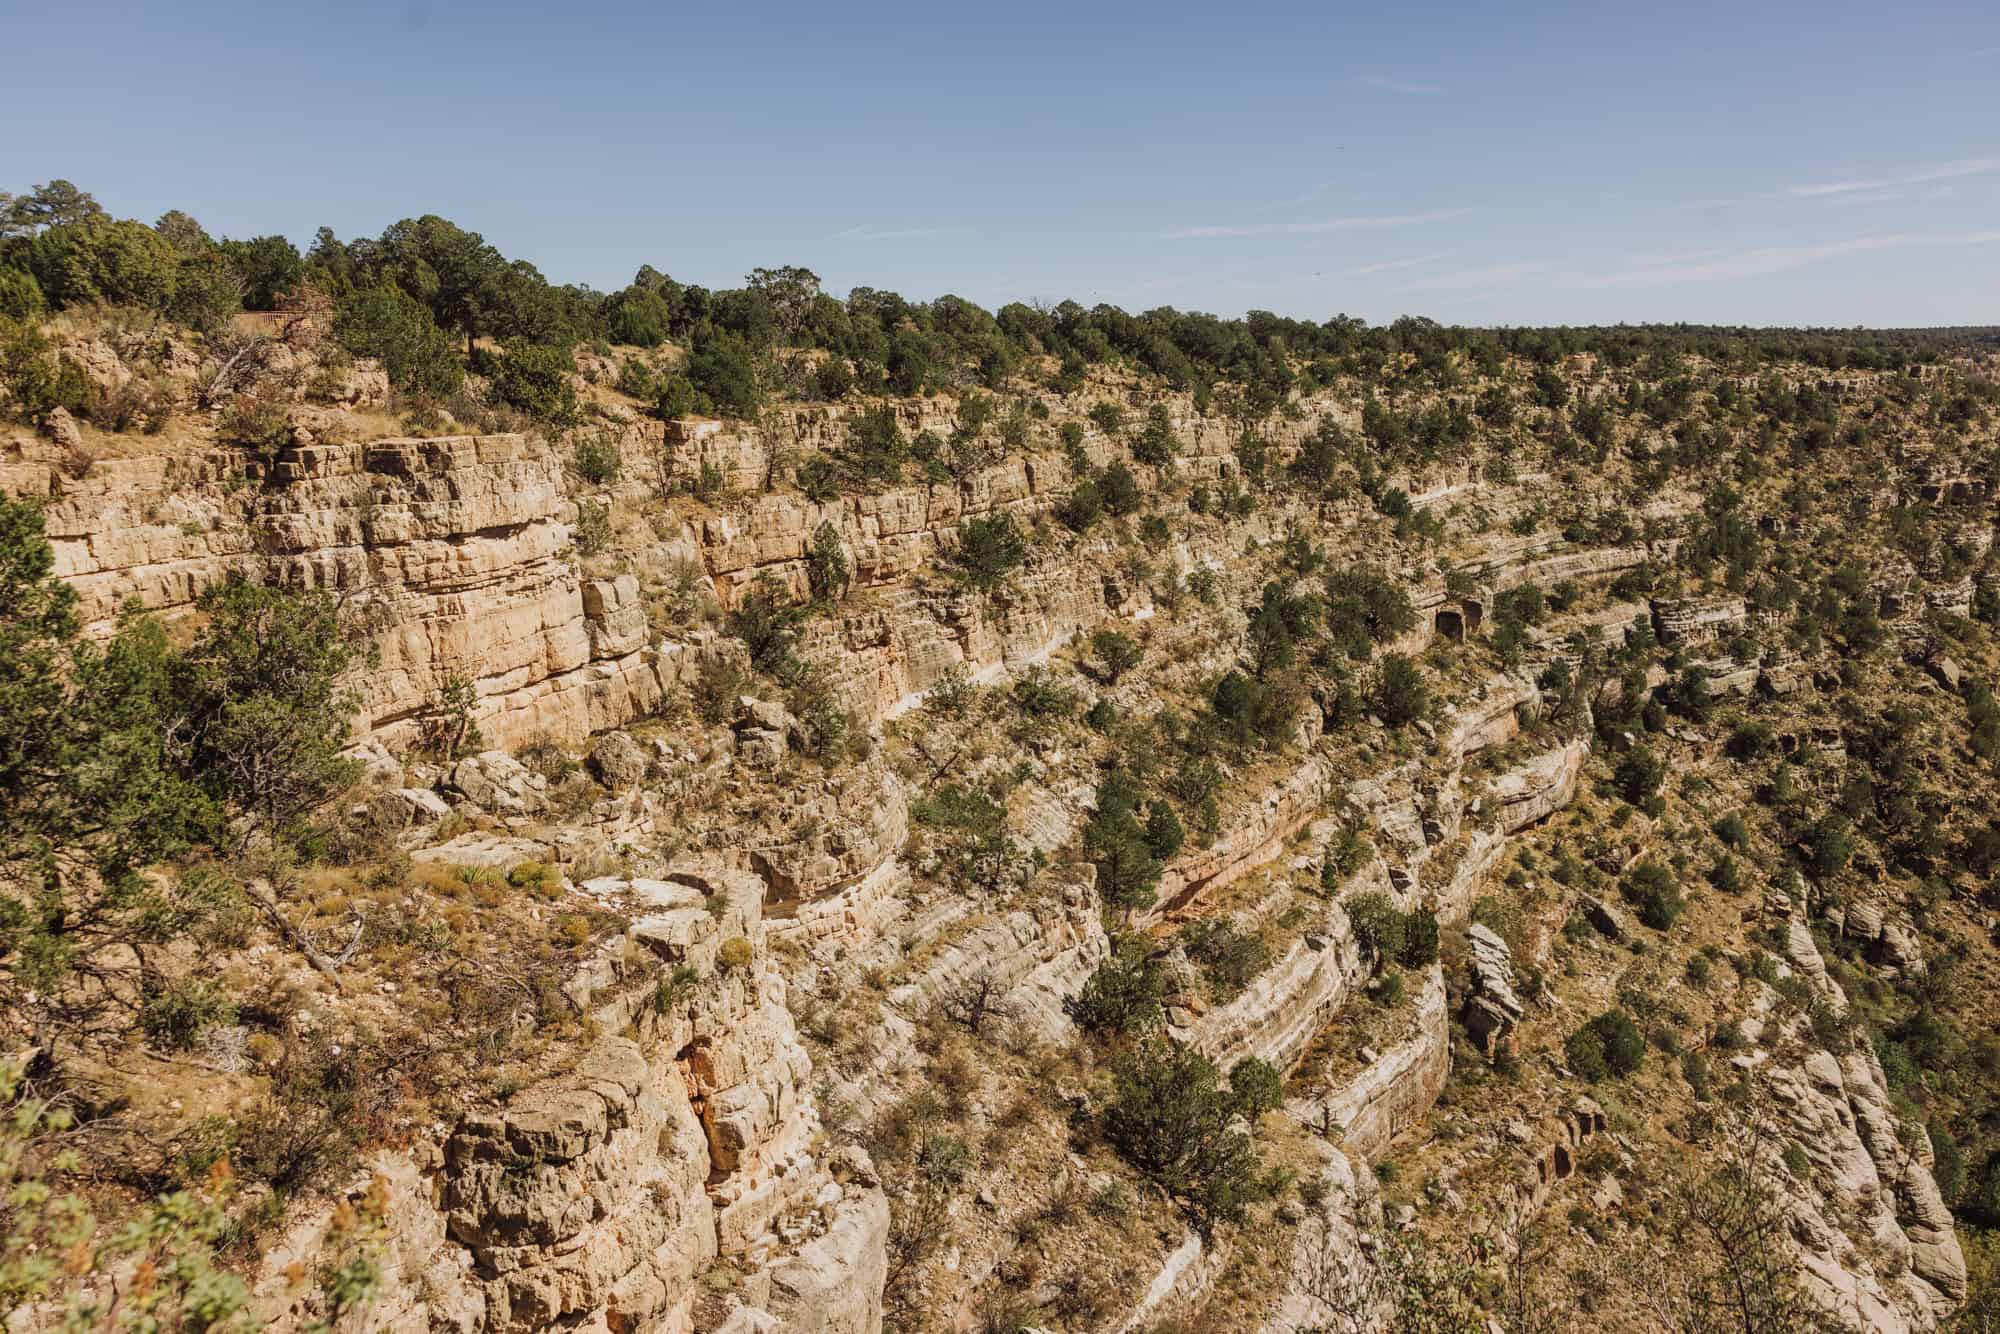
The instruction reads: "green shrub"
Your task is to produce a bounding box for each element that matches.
[1321,829,1371,891]
[948,513,1028,591]
[1133,404,1178,464]
[33,217,182,310]
[507,861,557,892]
[489,339,579,426]
[842,405,905,481]
[1086,772,1164,911]
[1011,666,1076,719]
[1179,917,1272,996]
[573,434,622,484]
[1068,946,1164,1034]
[1229,1057,1284,1117]
[1103,1036,1275,1235]
[334,284,464,395]
[0,317,92,425]
[1931,1122,1965,1205]
[684,332,762,416]
[1398,907,1440,966]
[139,977,236,1051]
[1566,1009,1645,1081]
[1376,970,1406,1006]
[1620,859,1685,930]
[573,499,611,555]
[806,521,847,603]
[1144,800,1185,860]
[796,454,840,503]
[815,357,854,401]
[1615,745,1665,811]
[1057,475,1104,532]
[1372,653,1429,726]
[1345,892,1407,962]
[1802,815,1853,880]
[726,575,804,677]
[1090,628,1142,682]
[0,267,45,319]
[1100,461,1142,515]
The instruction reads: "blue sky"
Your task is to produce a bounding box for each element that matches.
[6,0,1997,326]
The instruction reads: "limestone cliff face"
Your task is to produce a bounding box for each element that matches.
[1187,919,1368,1076]
[9,433,661,750]
[252,864,887,1334]
[1304,965,1451,1164]
[1760,912,1968,1332]
[698,469,1150,723]
[22,387,1968,1332]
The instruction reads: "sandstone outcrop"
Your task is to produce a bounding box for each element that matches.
[1756,908,1967,1330]
[250,863,888,1334]
[12,434,666,750]
[1306,965,1451,1163]
[1462,924,1524,1057]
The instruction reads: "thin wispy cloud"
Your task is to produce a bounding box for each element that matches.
[1686,155,2000,212]
[1250,182,1335,215]
[1083,275,1193,305]
[1396,261,1555,293]
[1908,156,2000,182]
[1342,251,1453,277]
[1358,74,1444,96]
[830,224,966,241]
[1627,248,1730,267]
[1216,253,1456,292]
[1574,230,2000,288]
[1163,208,1465,240]
[1788,156,2000,198]
[1380,230,2000,298]
[1788,178,1893,197]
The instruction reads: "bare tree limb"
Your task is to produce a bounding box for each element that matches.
[244,878,349,991]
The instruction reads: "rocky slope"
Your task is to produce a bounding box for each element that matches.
[8,321,1999,1333]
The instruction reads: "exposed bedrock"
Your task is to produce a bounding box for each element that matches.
[1298,965,1451,1165]
[1759,914,1966,1332]
[17,434,666,750]
[250,864,888,1334]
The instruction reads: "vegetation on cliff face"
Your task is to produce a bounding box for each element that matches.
[3,174,2000,1331]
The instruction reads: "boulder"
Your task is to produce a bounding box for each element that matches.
[43,406,82,451]
[733,696,800,766]
[368,787,452,829]
[1463,923,1525,1057]
[587,730,648,788]
[343,740,403,788]
[736,695,796,734]
[1578,893,1630,941]
[448,751,548,817]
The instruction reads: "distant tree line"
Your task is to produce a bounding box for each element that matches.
[3,178,1989,436]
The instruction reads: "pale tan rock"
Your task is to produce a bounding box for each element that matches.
[586,730,647,788]
[39,433,663,752]
[450,751,548,817]
[1310,966,1451,1162]
[43,406,82,451]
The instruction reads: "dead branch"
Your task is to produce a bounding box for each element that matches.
[244,878,350,991]
[197,334,267,409]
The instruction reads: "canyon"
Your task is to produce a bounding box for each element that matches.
[4,309,1996,1334]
